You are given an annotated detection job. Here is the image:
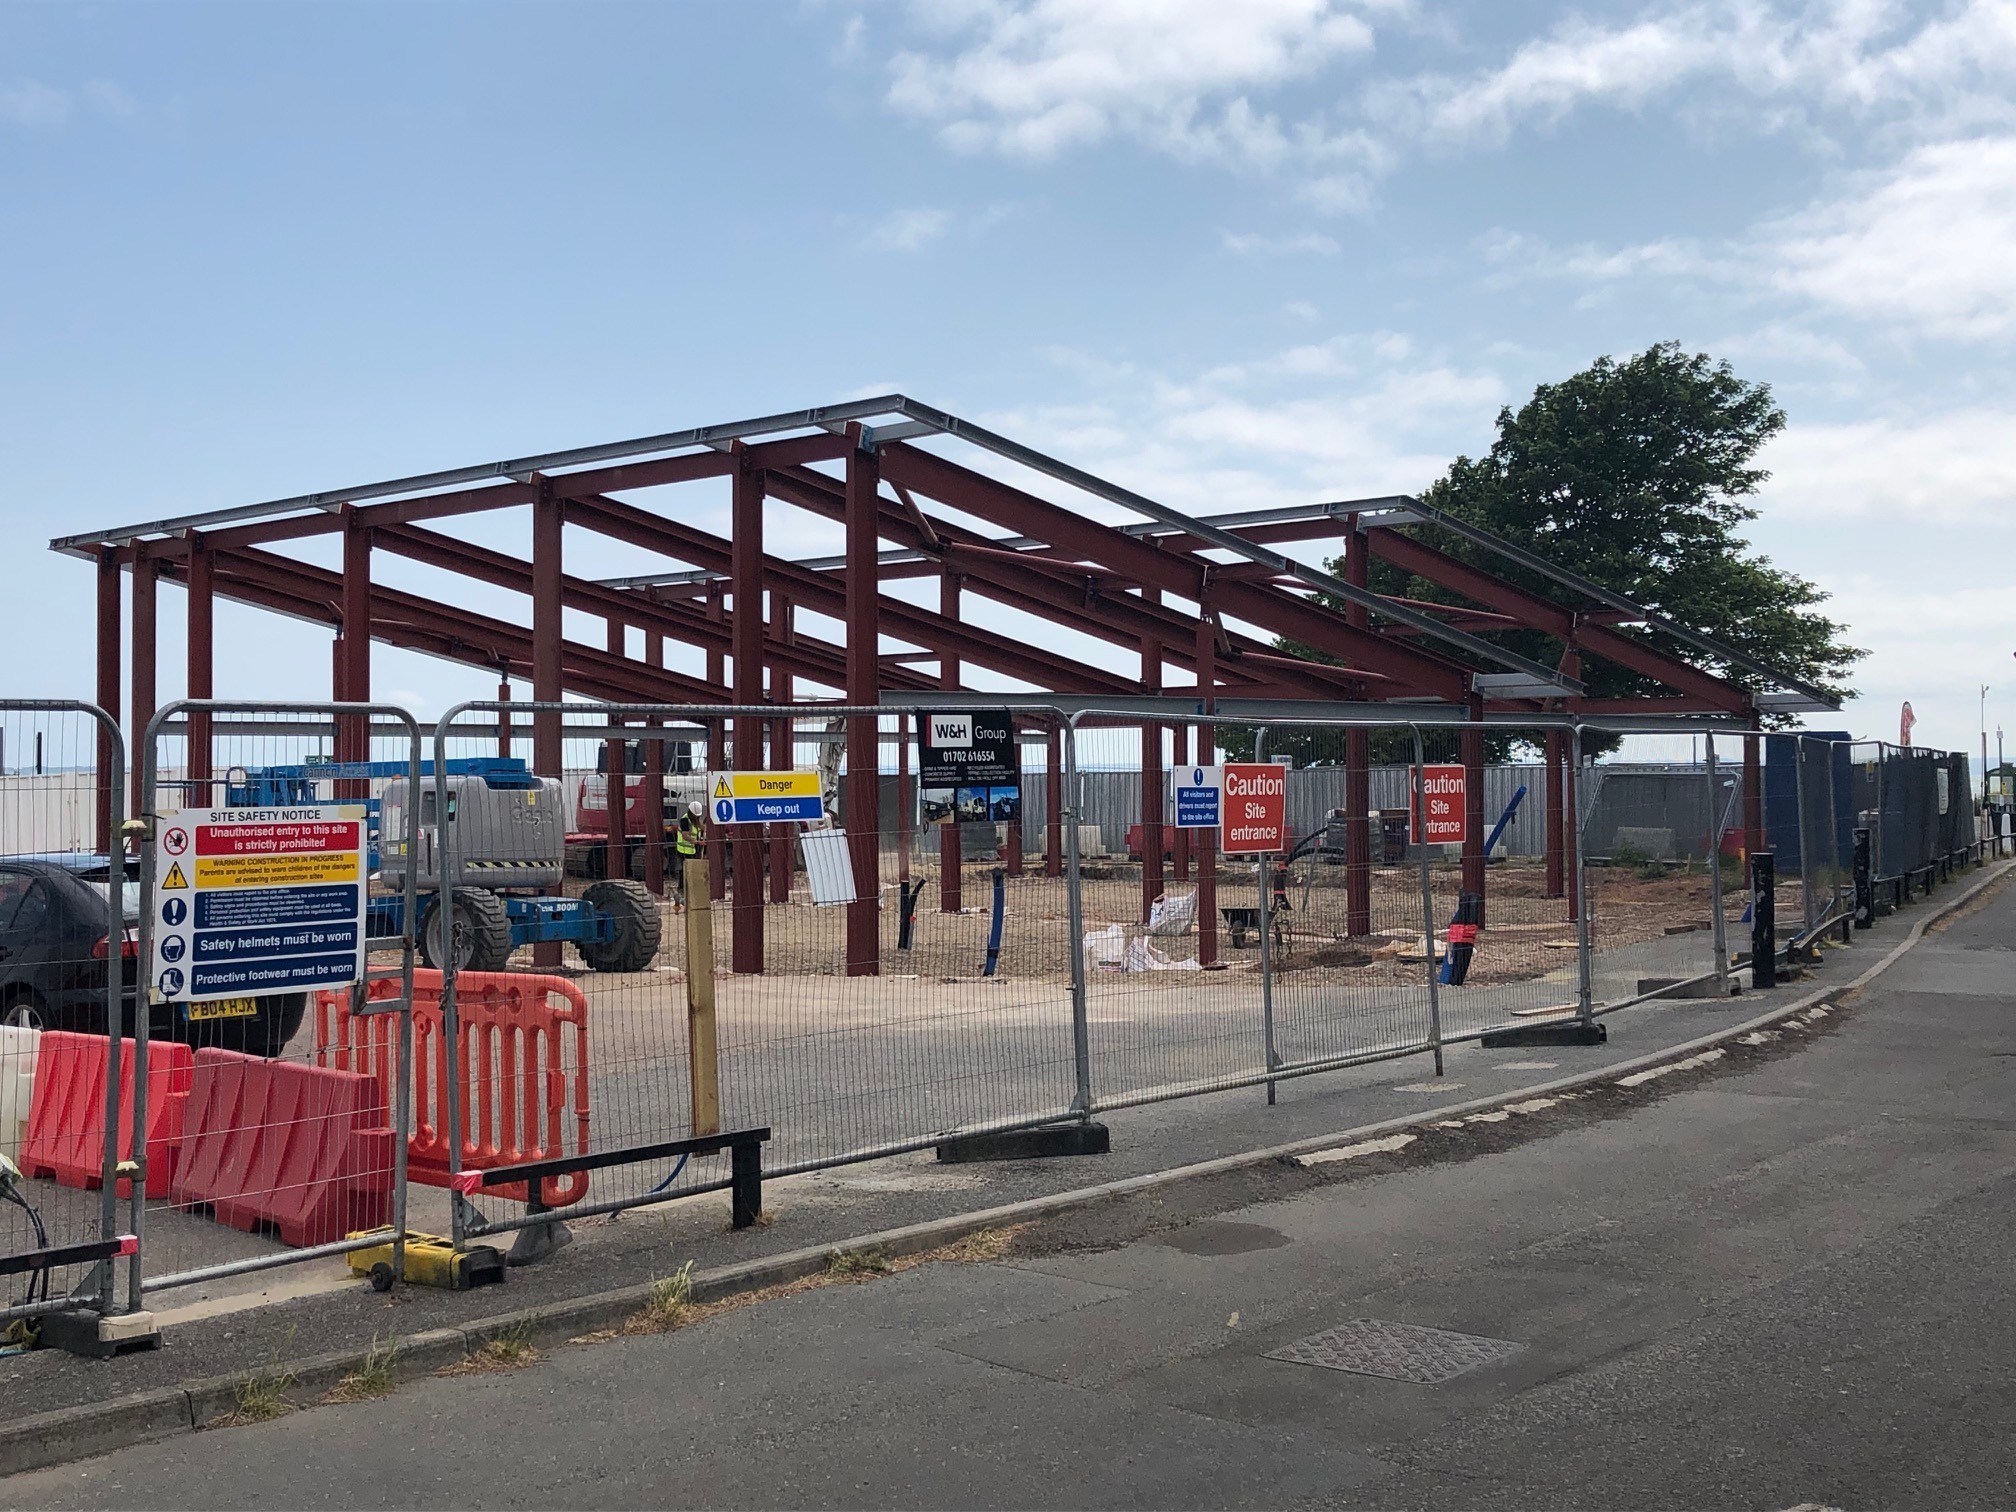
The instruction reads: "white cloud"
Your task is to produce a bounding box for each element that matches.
[1760,403,2016,520]
[860,206,955,252]
[984,332,1504,519]
[887,0,1377,159]
[879,1,2016,212]
[0,78,138,128]
[0,81,72,128]
[1482,131,2016,344]
[1765,135,2016,339]
[1221,229,1341,255]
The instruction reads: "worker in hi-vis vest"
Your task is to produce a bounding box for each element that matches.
[672,799,705,909]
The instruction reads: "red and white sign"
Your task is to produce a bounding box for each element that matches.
[1413,764,1468,845]
[1220,762,1287,853]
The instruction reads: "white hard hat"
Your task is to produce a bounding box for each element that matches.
[688,800,704,817]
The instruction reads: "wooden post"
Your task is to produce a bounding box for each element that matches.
[683,857,720,1136]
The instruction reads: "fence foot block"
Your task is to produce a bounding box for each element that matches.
[936,1123,1112,1164]
[506,1219,572,1268]
[1635,976,1724,1000]
[1480,1021,1607,1049]
[36,1309,161,1360]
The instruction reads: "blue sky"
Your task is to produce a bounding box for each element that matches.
[5,0,2013,758]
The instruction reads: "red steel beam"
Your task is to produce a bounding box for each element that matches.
[193,547,724,703]
[1362,529,1746,712]
[877,443,1468,699]
[187,535,214,788]
[566,490,1138,697]
[763,466,1357,699]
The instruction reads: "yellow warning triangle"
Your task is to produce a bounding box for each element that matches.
[162,861,189,890]
[713,776,733,799]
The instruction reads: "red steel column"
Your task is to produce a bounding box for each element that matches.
[767,593,794,904]
[1045,725,1063,878]
[1462,696,1487,926]
[938,569,963,914]
[497,675,512,760]
[336,512,372,800]
[1543,728,1566,899]
[186,536,214,793]
[643,627,666,897]
[1171,722,1191,883]
[1140,621,1165,922]
[731,448,765,974]
[1343,520,1372,936]
[531,481,565,968]
[94,549,120,853]
[130,554,156,818]
[705,580,727,902]
[1195,607,1219,967]
[843,431,882,977]
[604,615,627,881]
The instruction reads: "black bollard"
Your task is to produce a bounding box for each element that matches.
[1751,852,1776,989]
[1852,827,1873,930]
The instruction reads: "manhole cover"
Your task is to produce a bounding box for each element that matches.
[1265,1319,1523,1383]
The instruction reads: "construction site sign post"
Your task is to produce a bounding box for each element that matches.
[152,807,369,1004]
[1220,763,1287,853]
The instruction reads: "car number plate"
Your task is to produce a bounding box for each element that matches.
[186,998,259,1022]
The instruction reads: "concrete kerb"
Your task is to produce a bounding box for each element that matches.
[5,857,2006,1478]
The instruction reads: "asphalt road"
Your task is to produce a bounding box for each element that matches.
[11,879,2012,1510]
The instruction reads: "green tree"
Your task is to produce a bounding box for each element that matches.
[1238,343,1861,765]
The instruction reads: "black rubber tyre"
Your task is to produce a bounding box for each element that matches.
[577,878,662,972]
[419,889,515,973]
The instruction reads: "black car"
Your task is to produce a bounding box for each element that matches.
[0,856,306,1057]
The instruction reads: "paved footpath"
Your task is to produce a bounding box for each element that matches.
[11,881,2014,1509]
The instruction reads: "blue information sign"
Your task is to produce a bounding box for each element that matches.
[1173,766,1222,829]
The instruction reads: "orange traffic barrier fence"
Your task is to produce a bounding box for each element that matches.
[317,969,590,1207]
[22,1033,193,1199]
[172,1049,394,1246]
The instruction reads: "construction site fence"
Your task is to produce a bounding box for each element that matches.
[2,700,2002,1324]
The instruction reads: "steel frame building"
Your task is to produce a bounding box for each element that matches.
[53,394,1835,966]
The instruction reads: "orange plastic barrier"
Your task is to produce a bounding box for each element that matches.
[316,969,589,1207]
[21,1033,193,1199]
[171,1049,394,1247]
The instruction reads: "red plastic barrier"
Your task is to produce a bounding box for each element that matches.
[316,969,589,1207]
[21,1033,193,1199]
[171,1050,393,1247]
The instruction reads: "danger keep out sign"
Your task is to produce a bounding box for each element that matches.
[152,807,368,1003]
[1220,762,1287,854]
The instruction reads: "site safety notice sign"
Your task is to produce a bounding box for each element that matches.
[1220,762,1287,853]
[152,807,368,1003]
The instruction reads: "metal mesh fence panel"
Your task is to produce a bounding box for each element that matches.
[1409,724,1582,1038]
[1795,736,1845,933]
[0,702,127,1324]
[137,703,418,1294]
[434,703,1080,1243]
[1058,716,1283,1107]
[1580,753,1730,1006]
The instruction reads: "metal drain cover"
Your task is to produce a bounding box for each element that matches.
[1266,1319,1523,1383]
